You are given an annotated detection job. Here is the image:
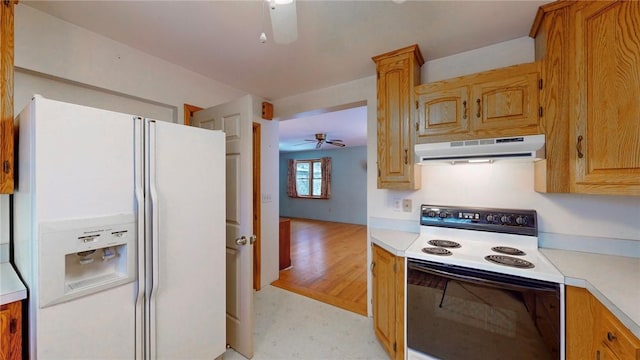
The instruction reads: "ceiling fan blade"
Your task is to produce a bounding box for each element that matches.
[269,1,298,44]
[315,141,322,149]
[326,141,346,147]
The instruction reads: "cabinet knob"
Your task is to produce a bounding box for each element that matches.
[476,99,481,118]
[607,331,616,341]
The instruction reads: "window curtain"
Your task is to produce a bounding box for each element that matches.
[287,159,298,197]
[320,157,331,199]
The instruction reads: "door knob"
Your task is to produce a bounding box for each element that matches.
[235,236,248,246]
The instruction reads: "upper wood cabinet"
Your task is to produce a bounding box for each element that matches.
[532,0,640,196]
[415,62,541,143]
[571,1,640,195]
[0,0,15,194]
[415,85,469,139]
[566,286,640,360]
[371,244,405,360]
[372,45,423,190]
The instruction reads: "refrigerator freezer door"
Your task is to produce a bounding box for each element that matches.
[146,120,226,359]
[13,96,137,359]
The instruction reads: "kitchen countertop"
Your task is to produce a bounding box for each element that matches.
[370,228,419,256]
[370,228,640,339]
[541,248,640,339]
[0,262,27,305]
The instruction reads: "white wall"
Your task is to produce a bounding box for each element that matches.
[4,5,282,287]
[14,4,246,122]
[369,37,640,243]
[253,99,281,288]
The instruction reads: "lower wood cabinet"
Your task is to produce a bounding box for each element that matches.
[566,286,640,360]
[372,244,404,360]
[0,300,22,360]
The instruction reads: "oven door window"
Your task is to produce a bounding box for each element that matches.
[407,260,560,360]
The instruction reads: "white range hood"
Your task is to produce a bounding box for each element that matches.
[415,134,545,164]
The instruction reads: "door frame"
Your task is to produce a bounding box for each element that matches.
[252,122,262,290]
[183,103,203,126]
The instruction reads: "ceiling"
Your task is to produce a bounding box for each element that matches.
[279,106,367,152]
[23,0,546,152]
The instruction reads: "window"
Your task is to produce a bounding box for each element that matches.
[287,157,331,199]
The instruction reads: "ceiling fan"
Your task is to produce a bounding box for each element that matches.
[304,133,346,149]
[260,0,298,44]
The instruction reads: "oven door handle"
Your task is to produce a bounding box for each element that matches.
[408,263,557,293]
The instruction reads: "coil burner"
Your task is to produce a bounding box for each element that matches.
[427,240,461,248]
[491,246,526,256]
[422,247,453,256]
[484,255,534,269]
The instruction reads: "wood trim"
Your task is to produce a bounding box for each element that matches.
[261,102,273,120]
[0,0,15,194]
[372,44,424,66]
[183,103,203,126]
[529,0,574,37]
[252,122,261,290]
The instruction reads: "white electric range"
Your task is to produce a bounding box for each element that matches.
[405,204,565,360]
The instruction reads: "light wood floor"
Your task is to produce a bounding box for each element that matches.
[271,218,368,316]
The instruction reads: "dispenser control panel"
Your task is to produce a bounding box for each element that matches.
[38,214,136,308]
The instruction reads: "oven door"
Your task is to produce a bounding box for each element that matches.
[407,259,561,360]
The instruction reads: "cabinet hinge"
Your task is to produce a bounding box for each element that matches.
[377,167,381,177]
[415,122,419,132]
[538,106,543,118]
[9,318,17,334]
[538,78,543,90]
[415,100,418,110]
[393,342,397,352]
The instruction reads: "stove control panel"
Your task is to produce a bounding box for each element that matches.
[420,205,537,236]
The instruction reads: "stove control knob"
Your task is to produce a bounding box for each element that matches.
[516,216,527,225]
[500,215,513,224]
[486,214,495,222]
[439,212,448,219]
[427,211,436,218]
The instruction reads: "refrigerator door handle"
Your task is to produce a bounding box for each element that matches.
[134,117,145,360]
[147,120,160,360]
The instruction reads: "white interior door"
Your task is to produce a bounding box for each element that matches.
[192,95,255,359]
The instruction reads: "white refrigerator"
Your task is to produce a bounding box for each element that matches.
[12,95,226,359]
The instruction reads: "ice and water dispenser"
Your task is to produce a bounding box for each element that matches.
[38,214,137,307]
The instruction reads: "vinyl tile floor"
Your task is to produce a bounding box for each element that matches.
[223,285,388,360]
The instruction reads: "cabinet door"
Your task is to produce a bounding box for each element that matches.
[572,1,640,195]
[0,0,14,194]
[471,66,540,135]
[376,56,416,189]
[596,345,621,360]
[372,244,397,358]
[416,86,470,140]
[0,301,22,360]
